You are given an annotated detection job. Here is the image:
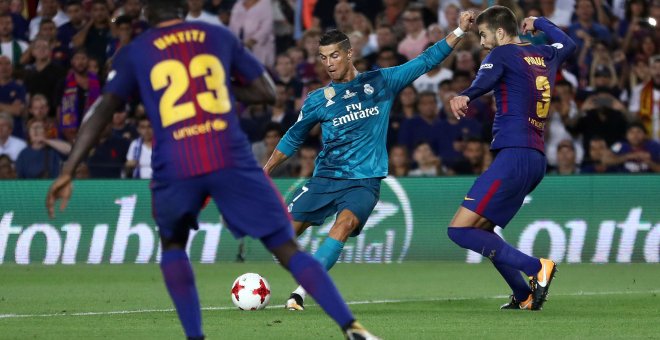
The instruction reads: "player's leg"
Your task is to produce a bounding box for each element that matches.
[152,178,207,339]
[206,168,379,338]
[289,179,380,310]
[448,208,534,308]
[265,236,379,339]
[288,209,359,309]
[447,149,555,309]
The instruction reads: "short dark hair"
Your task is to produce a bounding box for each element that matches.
[628,121,647,134]
[65,0,82,8]
[475,5,519,37]
[319,29,351,50]
[114,15,133,26]
[262,122,284,139]
[146,0,183,25]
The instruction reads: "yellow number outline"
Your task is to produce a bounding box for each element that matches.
[535,75,551,119]
[150,54,231,128]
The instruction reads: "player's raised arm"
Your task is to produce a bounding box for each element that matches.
[264,103,320,175]
[522,16,577,61]
[380,11,474,94]
[450,49,505,120]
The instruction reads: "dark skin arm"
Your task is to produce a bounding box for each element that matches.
[232,72,277,105]
[46,72,277,218]
[46,94,123,218]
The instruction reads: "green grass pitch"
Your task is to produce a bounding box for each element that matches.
[0,263,658,339]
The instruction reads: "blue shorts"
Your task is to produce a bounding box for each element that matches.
[151,167,294,249]
[288,177,381,236]
[461,148,546,227]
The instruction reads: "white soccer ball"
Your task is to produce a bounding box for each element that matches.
[231,273,271,310]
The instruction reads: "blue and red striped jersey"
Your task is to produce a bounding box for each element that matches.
[104,22,263,180]
[462,17,576,153]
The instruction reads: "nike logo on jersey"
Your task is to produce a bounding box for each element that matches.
[464,196,475,201]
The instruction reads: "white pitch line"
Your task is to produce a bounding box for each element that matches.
[0,290,657,320]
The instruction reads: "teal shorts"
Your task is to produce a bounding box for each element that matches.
[288,177,381,236]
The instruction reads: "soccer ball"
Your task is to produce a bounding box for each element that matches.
[231,273,271,310]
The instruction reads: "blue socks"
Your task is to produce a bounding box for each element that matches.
[314,237,345,271]
[288,250,354,328]
[493,262,532,301]
[447,227,541,276]
[160,250,203,339]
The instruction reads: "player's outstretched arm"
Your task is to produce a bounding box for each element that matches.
[380,11,474,94]
[263,149,289,175]
[233,71,277,105]
[522,16,577,61]
[46,94,124,218]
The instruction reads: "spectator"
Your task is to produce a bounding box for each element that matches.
[568,0,613,61]
[72,0,112,67]
[607,122,660,173]
[438,3,459,31]
[26,94,57,139]
[333,1,354,33]
[125,116,153,179]
[185,0,223,26]
[374,47,400,70]
[0,56,25,138]
[619,0,650,52]
[564,91,629,151]
[398,7,429,61]
[55,49,101,143]
[106,15,133,65]
[270,82,298,132]
[397,91,439,153]
[539,0,572,28]
[388,144,410,177]
[426,23,445,44]
[23,37,66,113]
[15,119,70,179]
[549,139,580,174]
[273,53,303,109]
[581,136,621,173]
[409,141,443,177]
[298,29,320,83]
[629,55,660,141]
[436,91,482,167]
[252,122,289,177]
[0,0,27,40]
[0,111,24,161]
[25,18,68,67]
[28,0,69,40]
[57,0,85,54]
[0,153,15,178]
[365,24,407,66]
[451,137,486,175]
[388,85,417,148]
[293,145,317,178]
[421,0,439,27]
[87,124,130,178]
[116,0,149,37]
[111,105,137,141]
[545,80,584,167]
[352,12,377,56]
[0,13,26,68]
[229,0,275,67]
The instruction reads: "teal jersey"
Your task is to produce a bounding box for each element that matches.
[277,39,453,179]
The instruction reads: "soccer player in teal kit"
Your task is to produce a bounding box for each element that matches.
[45,0,380,339]
[448,7,576,310]
[264,12,475,311]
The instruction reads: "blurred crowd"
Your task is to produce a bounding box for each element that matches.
[0,0,659,180]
